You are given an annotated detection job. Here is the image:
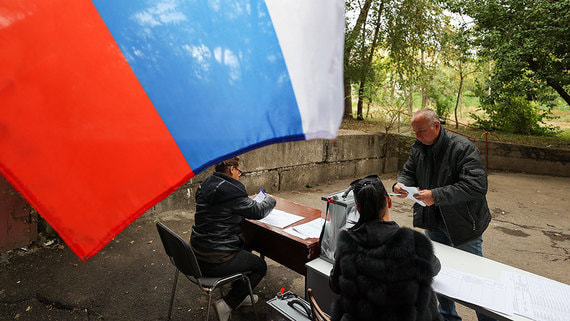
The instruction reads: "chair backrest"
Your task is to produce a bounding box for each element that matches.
[156,221,203,278]
[307,288,331,321]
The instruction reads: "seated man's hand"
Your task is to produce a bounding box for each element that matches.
[414,189,435,206]
[393,183,408,198]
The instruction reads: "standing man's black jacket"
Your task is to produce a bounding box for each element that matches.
[398,127,491,246]
[191,172,276,258]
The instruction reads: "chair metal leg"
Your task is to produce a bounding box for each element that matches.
[243,276,259,321]
[168,269,180,320]
[206,293,212,321]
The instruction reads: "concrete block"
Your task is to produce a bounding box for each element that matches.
[326,133,385,162]
[240,140,325,171]
[354,158,384,177]
[279,164,330,191]
[240,170,280,195]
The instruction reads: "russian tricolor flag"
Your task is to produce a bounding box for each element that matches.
[0,0,344,261]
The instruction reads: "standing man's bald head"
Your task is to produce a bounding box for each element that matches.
[411,109,441,146]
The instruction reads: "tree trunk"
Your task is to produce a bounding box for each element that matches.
[527,57,570,106]
[546,79,570,106]
[422,87,429,108]
[454,72,464,129]
[344,77,353,118]
[420,50,428,108]
[356,81,365,120]
[408,90,413,115]
[343,0,374,119]
[356,1,384,120]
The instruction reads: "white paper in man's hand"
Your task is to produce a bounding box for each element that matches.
[399,184,426,207]
[253,190,266,203]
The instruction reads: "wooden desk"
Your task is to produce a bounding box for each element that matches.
[242,195,322,275]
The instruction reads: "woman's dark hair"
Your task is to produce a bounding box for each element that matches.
[214,156,240,174]
[350,176,388,230]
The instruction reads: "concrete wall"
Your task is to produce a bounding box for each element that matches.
[151,131,399,213]
[475,141,569,176]
[152,130,569,213]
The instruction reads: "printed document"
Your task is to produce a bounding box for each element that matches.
[433,267,513,315]
[257,209,304,229]
[501,271,570,321]
[398,184,426,206]
[291,218,325,239]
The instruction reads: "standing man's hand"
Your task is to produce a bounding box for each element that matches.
[414,189,435,206]
[393,183,409,198]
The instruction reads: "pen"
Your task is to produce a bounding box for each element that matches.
[388,192,402,196]
[260,189,266,195]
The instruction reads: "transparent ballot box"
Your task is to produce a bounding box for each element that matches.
[319,189,359,263]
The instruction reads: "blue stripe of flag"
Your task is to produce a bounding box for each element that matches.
[92,0,303,172]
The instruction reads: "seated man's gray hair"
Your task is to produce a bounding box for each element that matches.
[215,156,240,173]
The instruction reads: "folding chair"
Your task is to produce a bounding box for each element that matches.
[156,222,259,321]
[308,288,331,321]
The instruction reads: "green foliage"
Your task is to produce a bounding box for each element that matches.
[472,85,558,136]
[428,71,455,118]
[445,0,570,105]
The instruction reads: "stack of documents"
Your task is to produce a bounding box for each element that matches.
[433,267,570,321]
[257,209,304,229]
[284,218,325,239]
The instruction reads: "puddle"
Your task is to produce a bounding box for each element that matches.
[494,226,530,237]
[543,231,569,242]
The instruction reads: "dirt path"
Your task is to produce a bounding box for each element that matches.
[0,171,568,321]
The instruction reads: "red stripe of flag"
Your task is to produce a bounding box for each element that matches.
[0,0,192,260]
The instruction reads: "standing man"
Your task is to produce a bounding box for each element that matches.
[190,156,276,321]
[394,109,494,321]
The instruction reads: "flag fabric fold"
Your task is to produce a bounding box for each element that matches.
[0,0,344,261]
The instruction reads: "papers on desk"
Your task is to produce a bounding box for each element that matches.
[434,267,570,321]
[397,184,426,207]
[257,209,304,229]
[433,267,513,316]
[501,271,570,321]
[283,218,325,239]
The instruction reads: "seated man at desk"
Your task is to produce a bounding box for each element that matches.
[329,175,442,321]
[190,156,276,321]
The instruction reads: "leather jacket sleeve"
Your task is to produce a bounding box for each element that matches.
[432,142,488,206]
[397,151,419,188]
[232,195,276,220]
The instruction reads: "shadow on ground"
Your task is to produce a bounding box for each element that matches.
[1,172,568,320]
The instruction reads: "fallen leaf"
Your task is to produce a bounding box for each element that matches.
[147,240,153,244]
[130,240,135,244]
[26,306,31,312]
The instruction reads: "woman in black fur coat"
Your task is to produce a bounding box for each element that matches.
[329,175,443,321]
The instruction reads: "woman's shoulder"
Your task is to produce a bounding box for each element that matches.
[386,227,434,257]
[336,229,359,252]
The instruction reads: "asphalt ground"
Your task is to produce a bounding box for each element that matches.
[1,171,568,321]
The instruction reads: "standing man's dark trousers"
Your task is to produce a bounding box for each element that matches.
[426,226,497,321]
[198,250,267,309]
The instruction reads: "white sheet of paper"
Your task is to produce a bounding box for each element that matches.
[257,209,304,229]
[433,267,513,316]
[292,218,325,239]
[399,184,426,207]
[253,190,266,203]
[501,271,570,321]
[283,227,308,239]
